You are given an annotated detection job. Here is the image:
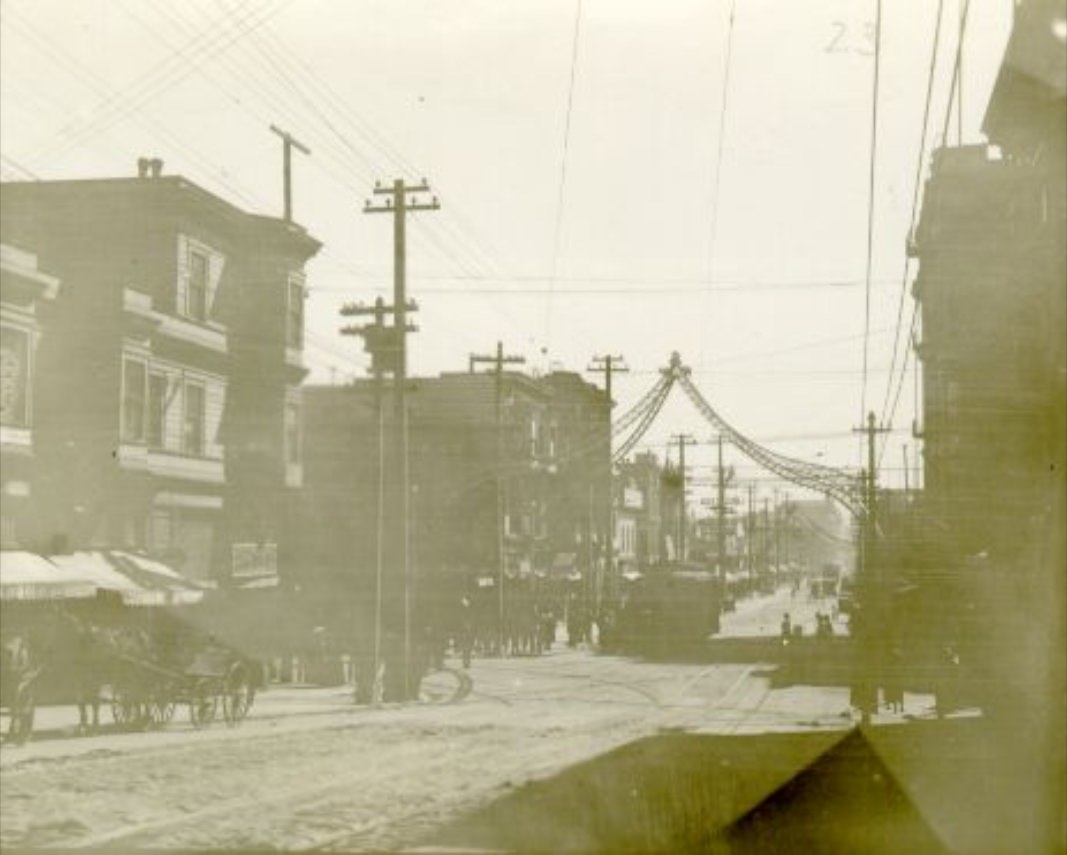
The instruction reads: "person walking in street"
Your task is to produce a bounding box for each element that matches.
[458,595,474,669]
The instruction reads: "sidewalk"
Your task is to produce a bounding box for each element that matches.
[716,586,848,640]
[10,683,360,743]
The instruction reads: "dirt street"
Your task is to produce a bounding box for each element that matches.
[1,638,864,851]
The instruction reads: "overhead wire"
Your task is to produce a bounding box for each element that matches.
[29,0,290,165]
[122,0,521,354]
[0,153,39,180]
[858,0,883,432]
[878,0,972,471]
[698,0,737,371]
[0,5,273,212]
[877,0,946,439]
[211,1,549,348]
[543,0,585,353]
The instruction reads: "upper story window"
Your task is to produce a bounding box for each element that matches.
[0,325,30,428]
[188,250,209,322]
[178,236,224,324]
[284,400,301,465]
[146,372,168,449]
[286,275,304,348]
[183,381,205,456]
[122,358,147,442]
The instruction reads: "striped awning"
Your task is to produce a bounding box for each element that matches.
[0,551,98,602]
[45,551,206,606]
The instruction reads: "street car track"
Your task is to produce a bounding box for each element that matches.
[54,714,656,851]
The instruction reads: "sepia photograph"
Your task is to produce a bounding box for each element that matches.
[0,0,1064,852]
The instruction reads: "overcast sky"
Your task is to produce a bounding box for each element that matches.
[0,0,1016,508]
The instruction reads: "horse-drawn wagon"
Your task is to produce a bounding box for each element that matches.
[90,624,258,731]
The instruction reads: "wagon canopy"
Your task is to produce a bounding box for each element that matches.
[48,551,206,606]
[0,551,97,602]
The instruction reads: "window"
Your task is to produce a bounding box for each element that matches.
[0,325,30,427]
[183,382,205,456]
[188,250,209,321]
[284,401,300,465]
[147,373,168,449]
[286,277,304,348]
[122,359,147,442]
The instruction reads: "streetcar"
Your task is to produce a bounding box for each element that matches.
[607,563,723,656]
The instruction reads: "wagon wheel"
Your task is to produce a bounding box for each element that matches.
[188,682,217,729]
[222,663,254,726]
[149,694,176,727]
[110,687,140,729]
[8,678,37,745]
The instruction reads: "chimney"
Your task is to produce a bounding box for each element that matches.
[149,158,163,178]
[137,157,150,178]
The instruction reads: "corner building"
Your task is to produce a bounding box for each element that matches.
[0,167,320,584]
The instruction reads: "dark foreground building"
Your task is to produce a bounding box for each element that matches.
[907,0,1064,841]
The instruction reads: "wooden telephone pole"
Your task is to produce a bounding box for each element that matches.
[670,434,697,562]
[341,178,438,701]
[269,124,311,222]
[470,342,525,654]
[588,355,627,609]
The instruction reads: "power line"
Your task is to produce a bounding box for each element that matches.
[544,0,585,351]
[31,0,290,165]
[878,0,946,434]
[0,5,272,211]
[699,0,738,370]
[858,0,883,431]
[0,153,39,180]
[309,275,900,292]
[879,0,974,469]
[122,0,528,348]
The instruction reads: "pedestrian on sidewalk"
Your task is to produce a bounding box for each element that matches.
[884,646,905,714]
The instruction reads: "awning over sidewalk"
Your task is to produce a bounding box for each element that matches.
[46,551,206,606]
[0,551,97,602]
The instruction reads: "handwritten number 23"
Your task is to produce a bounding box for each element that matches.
[826,21,875,55]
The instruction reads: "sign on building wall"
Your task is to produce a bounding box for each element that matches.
[0,326,29,427]
[622,487,644,510]
[232,542,278,579]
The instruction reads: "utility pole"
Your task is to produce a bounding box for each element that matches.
[773,488,782,588]
[357,178,438,701]
[852,412,891,574]
[851,411,891,723]
[957,0,965,144]
[470,341,525,655]
[713,435,735,584]
[670,434,697,562]
[781,491,791,576]
[746,483,755,588]
[269,124,311,223]
[341,295,394,703]
[762,498,770,580]
[588,355,628,610]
